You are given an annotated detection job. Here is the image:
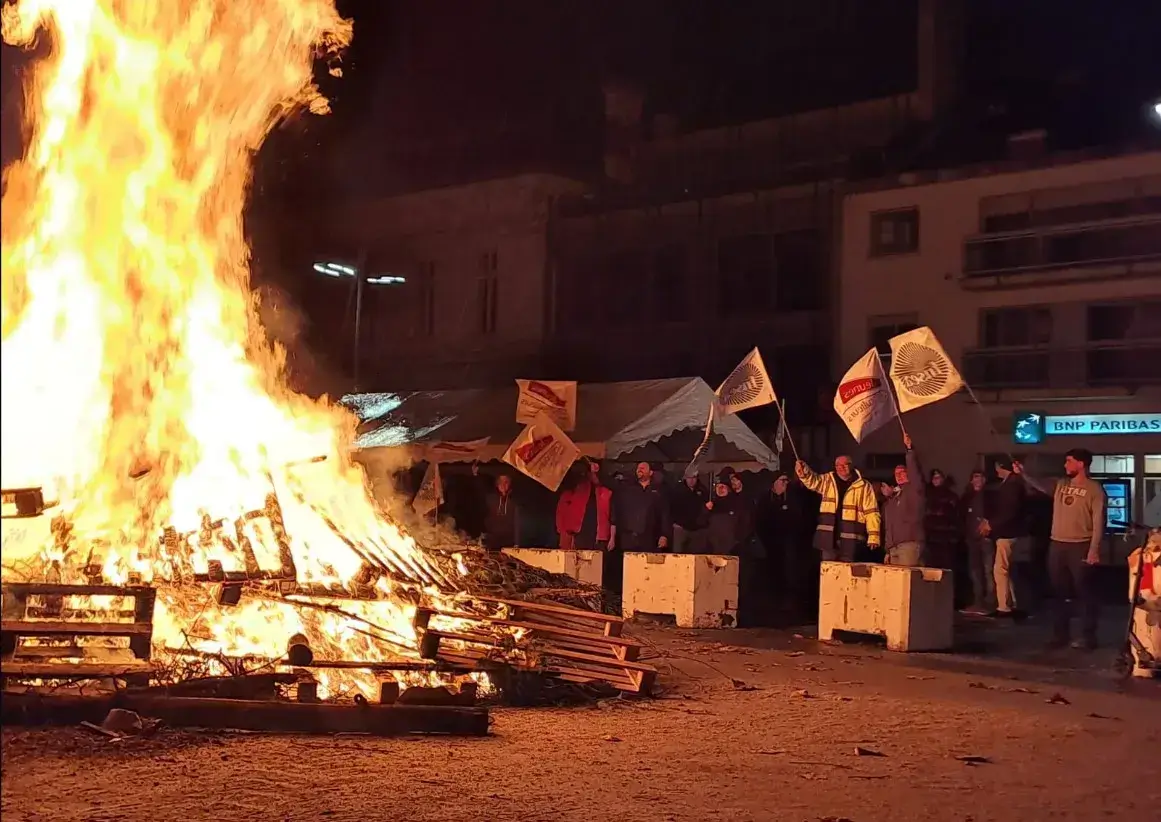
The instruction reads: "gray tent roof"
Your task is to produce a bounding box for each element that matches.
[345,377,779,470]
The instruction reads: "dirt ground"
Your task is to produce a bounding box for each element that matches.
[3,622,1159,822]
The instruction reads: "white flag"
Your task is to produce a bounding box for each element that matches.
[716,348,776,414]
[834,348,897,443]
[515,379,577,431]
[773,400,787,459]
[888,326,965,413]
[425,437,490,462]
[502,413,581,492]
[412,461,444,516]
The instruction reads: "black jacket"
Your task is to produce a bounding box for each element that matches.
[987,475,1030,539]
[670,481,709,530]
[706,492,743,554]
[756,489,807,552]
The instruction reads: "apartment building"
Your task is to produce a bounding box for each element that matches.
[838,148,1161,527]
[290,173,585,388]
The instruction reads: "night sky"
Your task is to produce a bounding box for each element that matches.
[4,1,1158,198]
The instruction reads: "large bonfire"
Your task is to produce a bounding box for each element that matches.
[0,0,469,697]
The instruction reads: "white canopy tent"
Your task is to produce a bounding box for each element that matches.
[346,377,780,473]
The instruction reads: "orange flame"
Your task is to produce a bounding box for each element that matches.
[0,1,470,697]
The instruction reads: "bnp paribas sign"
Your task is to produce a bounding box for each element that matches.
[1014,411,1161,444]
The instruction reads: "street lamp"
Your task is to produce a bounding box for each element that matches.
[311,259,407,387]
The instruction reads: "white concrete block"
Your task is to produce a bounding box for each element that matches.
[622,552,739,629]
[1,514,54,565]
[502,547,603,587]
[818,561,954,652]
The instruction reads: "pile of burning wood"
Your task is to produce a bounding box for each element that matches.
[0,487,655,738]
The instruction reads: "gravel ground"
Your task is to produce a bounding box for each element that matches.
[3,626,1159,822]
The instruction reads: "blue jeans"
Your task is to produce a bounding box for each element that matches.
[887,541,924,567]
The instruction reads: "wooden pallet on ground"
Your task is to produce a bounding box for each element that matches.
[0,583,157,686]
[417,598,656,695]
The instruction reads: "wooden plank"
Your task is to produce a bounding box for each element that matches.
[1,584,155,598]
[537,646,657,674]
[0,693,491,737]
[474,596,622,624]
[545,666,638,692]
[2,620,153,636]
[428,611,640,650]
[0,659,154,678]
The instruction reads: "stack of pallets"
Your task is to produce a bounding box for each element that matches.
[415,596,656,695]
[0,582,157,686]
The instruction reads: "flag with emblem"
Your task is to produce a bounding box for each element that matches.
[716,347,776,415]
[502,413,580,492]
[887,326,965,413]
[411,461,444,517]
[515,379,577,431]
[834,348,897,443]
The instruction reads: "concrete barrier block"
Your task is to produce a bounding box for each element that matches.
[501,547,603,587]
[818,561,954,652]
[622,552,739,628]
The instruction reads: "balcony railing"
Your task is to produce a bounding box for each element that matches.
[962,215,1161,280]
[962,341,1161,390]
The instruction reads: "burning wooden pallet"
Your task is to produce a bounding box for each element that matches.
[415,597,656,695]
[0,582,157,686]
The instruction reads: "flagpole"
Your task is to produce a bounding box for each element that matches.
[876,351,909,439]
[960,378,1016,461]
[774,398,801,463]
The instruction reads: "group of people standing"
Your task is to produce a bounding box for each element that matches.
[794,442,1107,649]
[438,443,1108,647]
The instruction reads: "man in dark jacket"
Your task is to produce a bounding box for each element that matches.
[614,462,671,552]
[482,473,519,552]
[880,434,926,566]
[980,458,1031,619]
[960,470,995,612]
[670,474,709,553]
[756,472,809,614]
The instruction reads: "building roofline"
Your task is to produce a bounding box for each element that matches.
[843,140,1161,197]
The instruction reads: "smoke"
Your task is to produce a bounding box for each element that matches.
[253,282,348,400]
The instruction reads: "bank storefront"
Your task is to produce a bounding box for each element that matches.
[1011,410,1161,533]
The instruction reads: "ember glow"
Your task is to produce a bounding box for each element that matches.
[0,0,467,695]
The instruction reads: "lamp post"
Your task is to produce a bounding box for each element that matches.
[311,258,406,388]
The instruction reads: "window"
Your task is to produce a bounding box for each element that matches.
[477,251,499,335]
[1087,300,1161,342]
[718,234,773,317]
[869,208,919,256]
[1090,455,1135,476]
[869,315,919,362]
[980,306,1053,348]
[651,245,690,323]
[774,229,825,311]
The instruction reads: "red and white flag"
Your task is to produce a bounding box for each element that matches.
[515,379,577,432]
[502,414,581,492]
[834,348,897,443]
[424,437,490,462]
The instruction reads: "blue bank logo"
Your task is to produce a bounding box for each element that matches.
[1012,411,1045,445]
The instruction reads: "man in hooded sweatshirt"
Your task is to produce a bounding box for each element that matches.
[880,434,926,567]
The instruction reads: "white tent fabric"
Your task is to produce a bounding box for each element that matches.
[345,377,779,470]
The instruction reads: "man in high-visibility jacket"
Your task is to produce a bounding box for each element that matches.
[795,455,881,562]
